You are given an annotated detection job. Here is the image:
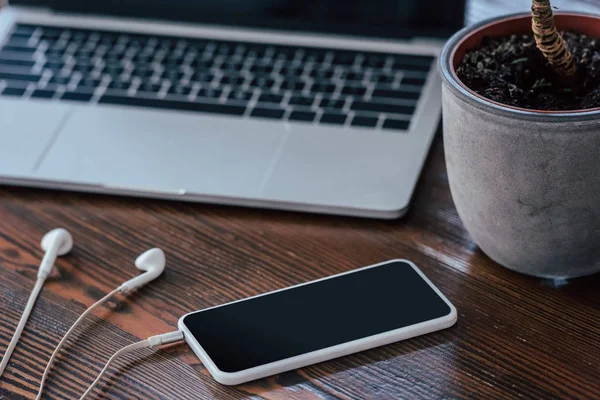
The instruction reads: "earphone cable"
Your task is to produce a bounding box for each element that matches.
[0,277,45,378]
[35,287,120,400]
[80,330,184,400]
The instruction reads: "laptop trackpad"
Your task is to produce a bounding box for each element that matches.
[36,106,283,197]
[0,99,71,176]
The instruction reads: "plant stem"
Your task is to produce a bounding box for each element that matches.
[531,0,577,80]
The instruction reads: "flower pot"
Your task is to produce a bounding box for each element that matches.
[439,13,600,279]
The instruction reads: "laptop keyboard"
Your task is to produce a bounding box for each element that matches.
[0,24,434,131]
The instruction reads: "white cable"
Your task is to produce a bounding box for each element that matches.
[35,287,120,400]
[1,228,73,379]
[80,331,184,400]
[35,247,167,399]
[0,277,45,377]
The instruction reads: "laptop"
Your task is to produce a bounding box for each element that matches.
[0,1,464,219]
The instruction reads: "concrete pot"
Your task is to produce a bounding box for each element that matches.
[439,13,600,279]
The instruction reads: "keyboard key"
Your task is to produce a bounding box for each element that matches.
[281,80,305,91]
[383,118,410,131]
[363,54,386,68]
[258,93,283,104]
[320,112,347,125]
[168,85,192,96]
[41,28,62,40]
[131,67,154,78]
[289,96,314,107]
[73,63,95,73]
[392,55,434,69]
[162,68,185,79]
[351,100,415,115]
[45,48,64,58]
[0,50,35,61]
[164,57,184,67]
[341,86,366,96]
[197,88,222,99]
[228,90,253,102]
[4,38,34,49]
[1,86,26,97]
[250,107,285,119]
[104,65,124,76]
[289,110,316,122]
[216,43,235,56]
[13,25,37,37]
[108,79,132,90]
[220,75,245,86]
[99,95,246,116]
[72,31,88,41]
[221,62,244,72]
[319,98,345,110]
[31,89,56,99]
[343,71,364,81]
[0,70,41,83]
[49,75,71,85]
[332,52,356,66]
[372,88,420,101]
[279,66,303,77]
[273,47,297,61]
[250,64,274,74]
[373,74,394,84]
[300,50,327,63]
[249,77,275,88]
[137,82,161,93]
[402,77,426,86]
[0,58,35,68]
[74,49,95,59]
[43,61,65,71]
[78,77,102,88]
[351,115,378,128]
[192,58,212,69]
[61,91,94,102]
[392,61,432,72]
[310,82,336,93]
[309,69,334,79]
[191,72,214,83]
[245,45,266,59]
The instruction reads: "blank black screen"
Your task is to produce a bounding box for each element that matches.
[13,1,465,39]
[183,261,451,373]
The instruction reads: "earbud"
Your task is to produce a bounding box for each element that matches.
[38,228,74,279]
[36,246,166,399]
[119,248,166,293]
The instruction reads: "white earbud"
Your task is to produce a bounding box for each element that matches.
[0,228,73,378]
[38,228,74,279]
[119,248,166,293]
[36,247,166,399]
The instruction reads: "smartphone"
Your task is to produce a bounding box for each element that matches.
[178,259,457,385]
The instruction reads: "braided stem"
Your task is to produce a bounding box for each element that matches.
[531,0,577,80]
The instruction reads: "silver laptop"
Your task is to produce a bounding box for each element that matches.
[0,0,464,218]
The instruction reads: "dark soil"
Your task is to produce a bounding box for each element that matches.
[456,32,600,110]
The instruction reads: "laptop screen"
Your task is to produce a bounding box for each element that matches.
[12,0,465,39]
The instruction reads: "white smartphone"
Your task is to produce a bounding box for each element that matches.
[178,259,457,385]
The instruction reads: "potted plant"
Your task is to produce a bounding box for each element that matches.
[439,0,600,278]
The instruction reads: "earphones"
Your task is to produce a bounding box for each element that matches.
[0,227,169,398]
[119,247,166,293]
[39,228,74,279]
[0,228,73,377]
[36,247,166,399]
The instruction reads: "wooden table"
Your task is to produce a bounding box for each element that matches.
[1,3,600,400]
[1,135,598,399]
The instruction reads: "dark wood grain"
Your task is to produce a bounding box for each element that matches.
[1,134,598,400]
[1,2,600,399]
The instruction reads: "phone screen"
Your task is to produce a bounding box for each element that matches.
[182,261,451,373]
